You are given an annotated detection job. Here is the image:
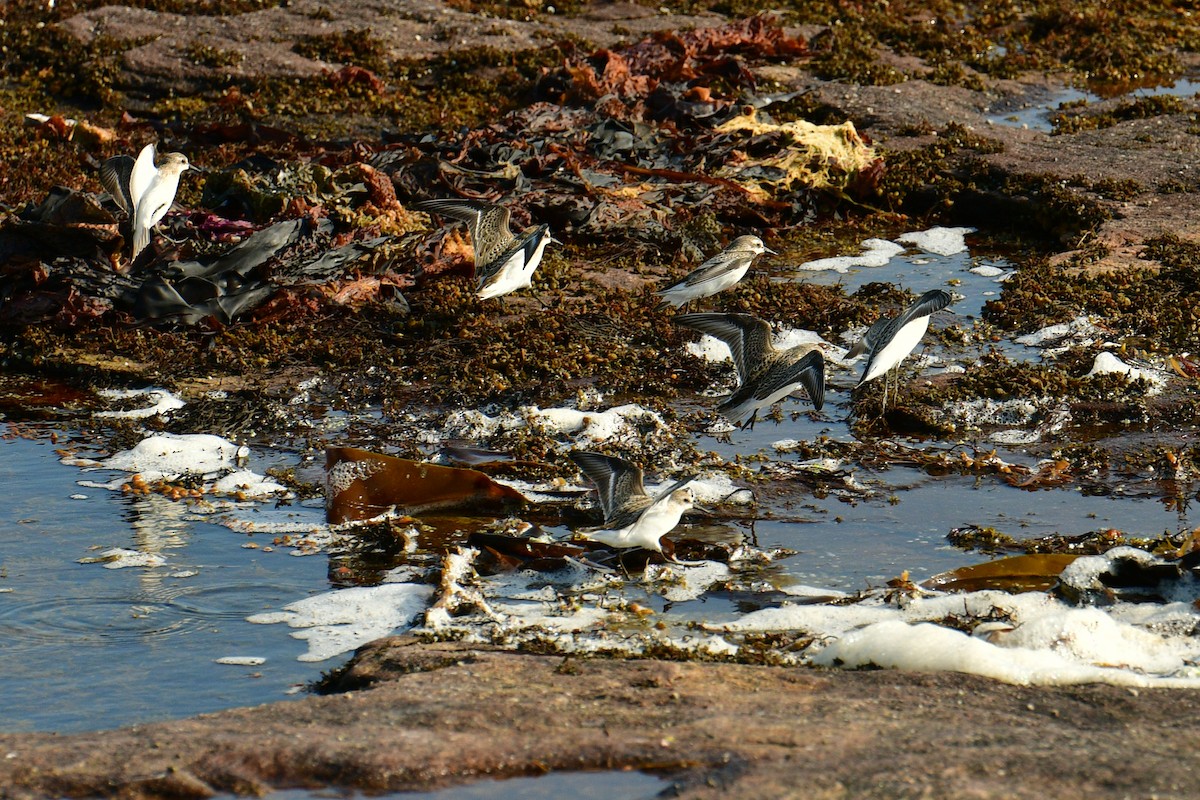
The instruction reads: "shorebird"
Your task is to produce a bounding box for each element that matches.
[845,315,890,363]
[413,198,558,299]
[854,288,953,410]
[657,234,774,308]
[675,312,825,430]
[569,450,698,556]
[100,142,191,259]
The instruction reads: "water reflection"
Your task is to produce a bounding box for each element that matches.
[0,216,1193,733]
[987,76,1200,132]
[235,769,669,800]
[0,427,333,733]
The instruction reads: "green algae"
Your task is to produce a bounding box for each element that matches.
[0,1,1194,476]
[293,29,390,74]
[1050,95,1188,135]
[809,22,906,87]
[985,235,1200,349]
[236,45,571,140]
[947,524,1174,557]
[880,147,1111,249]
[185,43,245,71]
[71,0,281,13]
[664,0,1196,90]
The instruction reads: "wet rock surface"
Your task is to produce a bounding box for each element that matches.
[1,638,1199,799]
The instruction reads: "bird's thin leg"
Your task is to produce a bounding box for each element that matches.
[617,554,634,581]
[664,553,705,567]
[158,227,188,245]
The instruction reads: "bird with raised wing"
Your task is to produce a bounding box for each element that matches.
[855,288,953,410]
[569,450,698,555]
[100,142,191,259]
[657,234,774,308]
[413,198,558,299]
[675,312,825,430]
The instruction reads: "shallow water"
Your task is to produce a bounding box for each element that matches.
[0,427,332,733]
[987,76,1200,132]
[237,770,669,800]
[0,390,1190,731]
[0,231,1191,732]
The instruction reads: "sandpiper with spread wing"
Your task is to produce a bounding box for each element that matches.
[675,312,825,430]
[569,450,698,556]
[100,142,191,259]
[414,198,558,299]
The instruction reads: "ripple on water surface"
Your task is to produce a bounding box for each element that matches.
[0,427,336,733]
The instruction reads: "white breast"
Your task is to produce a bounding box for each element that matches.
[861,315,930,384]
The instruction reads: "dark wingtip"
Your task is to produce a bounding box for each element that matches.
[567,450,599,469]
[673,312,709,329]
[918,288,954,314]
[803,350,826,411]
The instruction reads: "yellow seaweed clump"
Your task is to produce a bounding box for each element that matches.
[713,108,878,199]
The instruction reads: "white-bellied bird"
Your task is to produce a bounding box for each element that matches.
[100,142,191,259]
[854,288,953,410]
[569,450,698,557]
[657,234,774,308]
[413,198,558,300]
[675,312,825,430]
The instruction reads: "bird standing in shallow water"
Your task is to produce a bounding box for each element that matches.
[657,234,775,308]
[854,288,953,411]
[569,451,698,556]
[675,312,826,430]
[100,143,191,259]
[413,198,558,300]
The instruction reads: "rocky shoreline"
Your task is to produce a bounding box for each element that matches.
[3,639,1199,799]
[1,1,1199,797]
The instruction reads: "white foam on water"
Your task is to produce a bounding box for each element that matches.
[73,433,291,505]
[1015,316,1110,355]
[212,469,289,497]
[687,472,753,505]
[897,226,975,256]
[529,404,668,441]
[686,334,735,363]
[969,264,1008,278]
[443,403,668,444]
[644,560,731,602]
[685,327,848,366]
[811,618,1200,688]
[714,582,1200,687]
[94,387,185,419]
[795,238,904,273]
[81,547,167,569]
[1085,352,1167,394]
[248,583,434,662]
[97,433,240,480]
